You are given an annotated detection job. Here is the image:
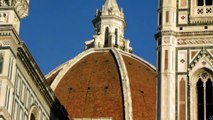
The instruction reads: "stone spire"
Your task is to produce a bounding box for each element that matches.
[0,0,29,33]
[102,0,120,15]
[85,0,132,53]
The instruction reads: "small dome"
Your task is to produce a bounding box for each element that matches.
[46,48,156,120]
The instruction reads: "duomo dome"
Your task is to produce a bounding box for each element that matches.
[46,0,156,119]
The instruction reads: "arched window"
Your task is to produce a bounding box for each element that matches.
[197,79,204,120]
[29,106,39,120]
[115,29,119,46]
[104,27,109,47]
[30,114,36,120]
[195,72,213,120]
[206,79,213,119]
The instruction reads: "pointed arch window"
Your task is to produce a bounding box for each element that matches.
[206,79,213,119]
[197,79,204,120]
[30,114,35,120]
[104,27,109,47]
[196,72,213,120]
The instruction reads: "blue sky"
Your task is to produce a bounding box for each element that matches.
[20,0,158,75]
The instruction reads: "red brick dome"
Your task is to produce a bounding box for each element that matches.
[46,48,156,120]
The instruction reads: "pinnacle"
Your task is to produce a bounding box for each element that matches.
[103,0,120,12]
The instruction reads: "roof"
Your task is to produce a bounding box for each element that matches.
[46,48,156,120]
[103,0,120,13]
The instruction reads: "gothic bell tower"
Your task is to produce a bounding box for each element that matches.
[156,0,213,120]
[85,0,132,53]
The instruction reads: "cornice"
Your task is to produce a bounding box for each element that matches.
[155,30,213,39]
[93,15,126,27]
[17,43,68,119]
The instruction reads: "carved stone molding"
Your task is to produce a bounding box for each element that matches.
[0,12,8,23]
[0,31,11,37]
[15,0,29,18]
[164,37,170,44]
[178,38,213,45]
[190,6,213,24]
[188,48,213,71]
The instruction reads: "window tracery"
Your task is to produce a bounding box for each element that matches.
[190,0,213,23]
[195,72,213,120]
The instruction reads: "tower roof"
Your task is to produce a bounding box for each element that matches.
[100,0,124,18]
[103,0,120,13]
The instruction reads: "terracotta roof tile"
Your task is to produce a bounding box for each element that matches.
[122,55,156,120]
[52,50,156,120]
[54,52,124,119]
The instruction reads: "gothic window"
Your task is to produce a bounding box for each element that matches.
[196,73,213,120]
[197,79,204,120]
[206,79,213,119]
[104,27,109,47]
[0,53,3,74]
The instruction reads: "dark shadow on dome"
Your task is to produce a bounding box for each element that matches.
[49,98,69,120]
